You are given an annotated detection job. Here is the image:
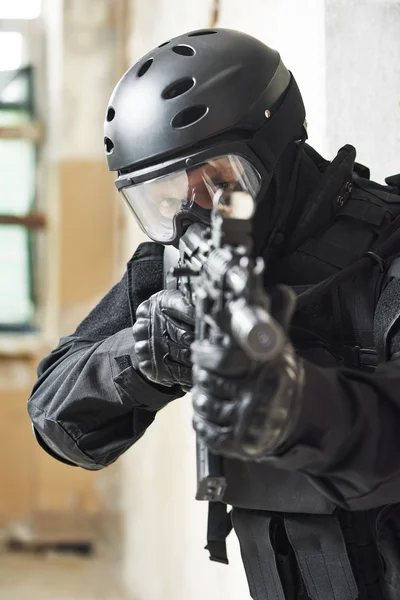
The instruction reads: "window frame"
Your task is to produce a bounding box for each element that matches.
[0,15,47,336]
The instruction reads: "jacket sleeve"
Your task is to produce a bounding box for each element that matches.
[28,258,183,471]
[270,345,400,510]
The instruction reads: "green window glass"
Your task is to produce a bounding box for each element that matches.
[0,65,38,331]
[0,140,36,215]
[0,225,34,327]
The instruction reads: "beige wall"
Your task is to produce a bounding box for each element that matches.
[0,361,37,527]
[58,161,116,333]
[57,0,122,333]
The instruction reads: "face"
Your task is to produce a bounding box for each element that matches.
[187,157,246,209]
[151,157,245,221]
[119,154,261,243]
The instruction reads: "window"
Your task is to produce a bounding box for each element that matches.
[0,7,45,332]
[0,0,42,20]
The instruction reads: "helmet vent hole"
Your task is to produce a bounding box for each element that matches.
[106,107,115,122]
[137,58,153,77]
[162,78,195,100]
[172,105,208,129]
[104,137,114,154]
[158,40,170,48]
[188,30,217,37]
[172,44,195,57]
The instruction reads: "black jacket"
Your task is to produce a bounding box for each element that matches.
[28,144,400,599]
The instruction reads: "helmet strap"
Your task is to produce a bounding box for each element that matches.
[248,74,307,258]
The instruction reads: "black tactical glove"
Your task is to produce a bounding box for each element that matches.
[192,286,304,460]
[132,289,195,389]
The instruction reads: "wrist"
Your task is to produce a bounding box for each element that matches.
[126,351,185,408]
[268,353,305,454]
[242,346,305,457]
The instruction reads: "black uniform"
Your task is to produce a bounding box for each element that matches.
[28,142,400,600]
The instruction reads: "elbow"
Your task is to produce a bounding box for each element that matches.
[28,403,106,471]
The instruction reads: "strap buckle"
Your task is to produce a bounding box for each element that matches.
[343,345,378,371]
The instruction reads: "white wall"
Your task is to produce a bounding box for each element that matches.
[326,0,400,183]
[120,1,400,599]
[217,0,327,155]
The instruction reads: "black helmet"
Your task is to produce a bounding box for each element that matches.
[104,28,306,245]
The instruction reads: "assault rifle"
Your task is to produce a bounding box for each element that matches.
[167,189,285,502]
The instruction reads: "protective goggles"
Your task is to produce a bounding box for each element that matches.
[117,153,262,243]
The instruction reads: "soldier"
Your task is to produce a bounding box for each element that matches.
[28,28,400,600]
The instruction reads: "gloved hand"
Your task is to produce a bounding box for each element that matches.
[132,289,195,389]
[191,286,304,460]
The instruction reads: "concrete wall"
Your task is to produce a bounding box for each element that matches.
[326,0,400,183]
[120,1,400,599]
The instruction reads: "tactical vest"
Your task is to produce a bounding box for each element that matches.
[159,145,400,599]
[224,157,400,600]
[183,147,399,516]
